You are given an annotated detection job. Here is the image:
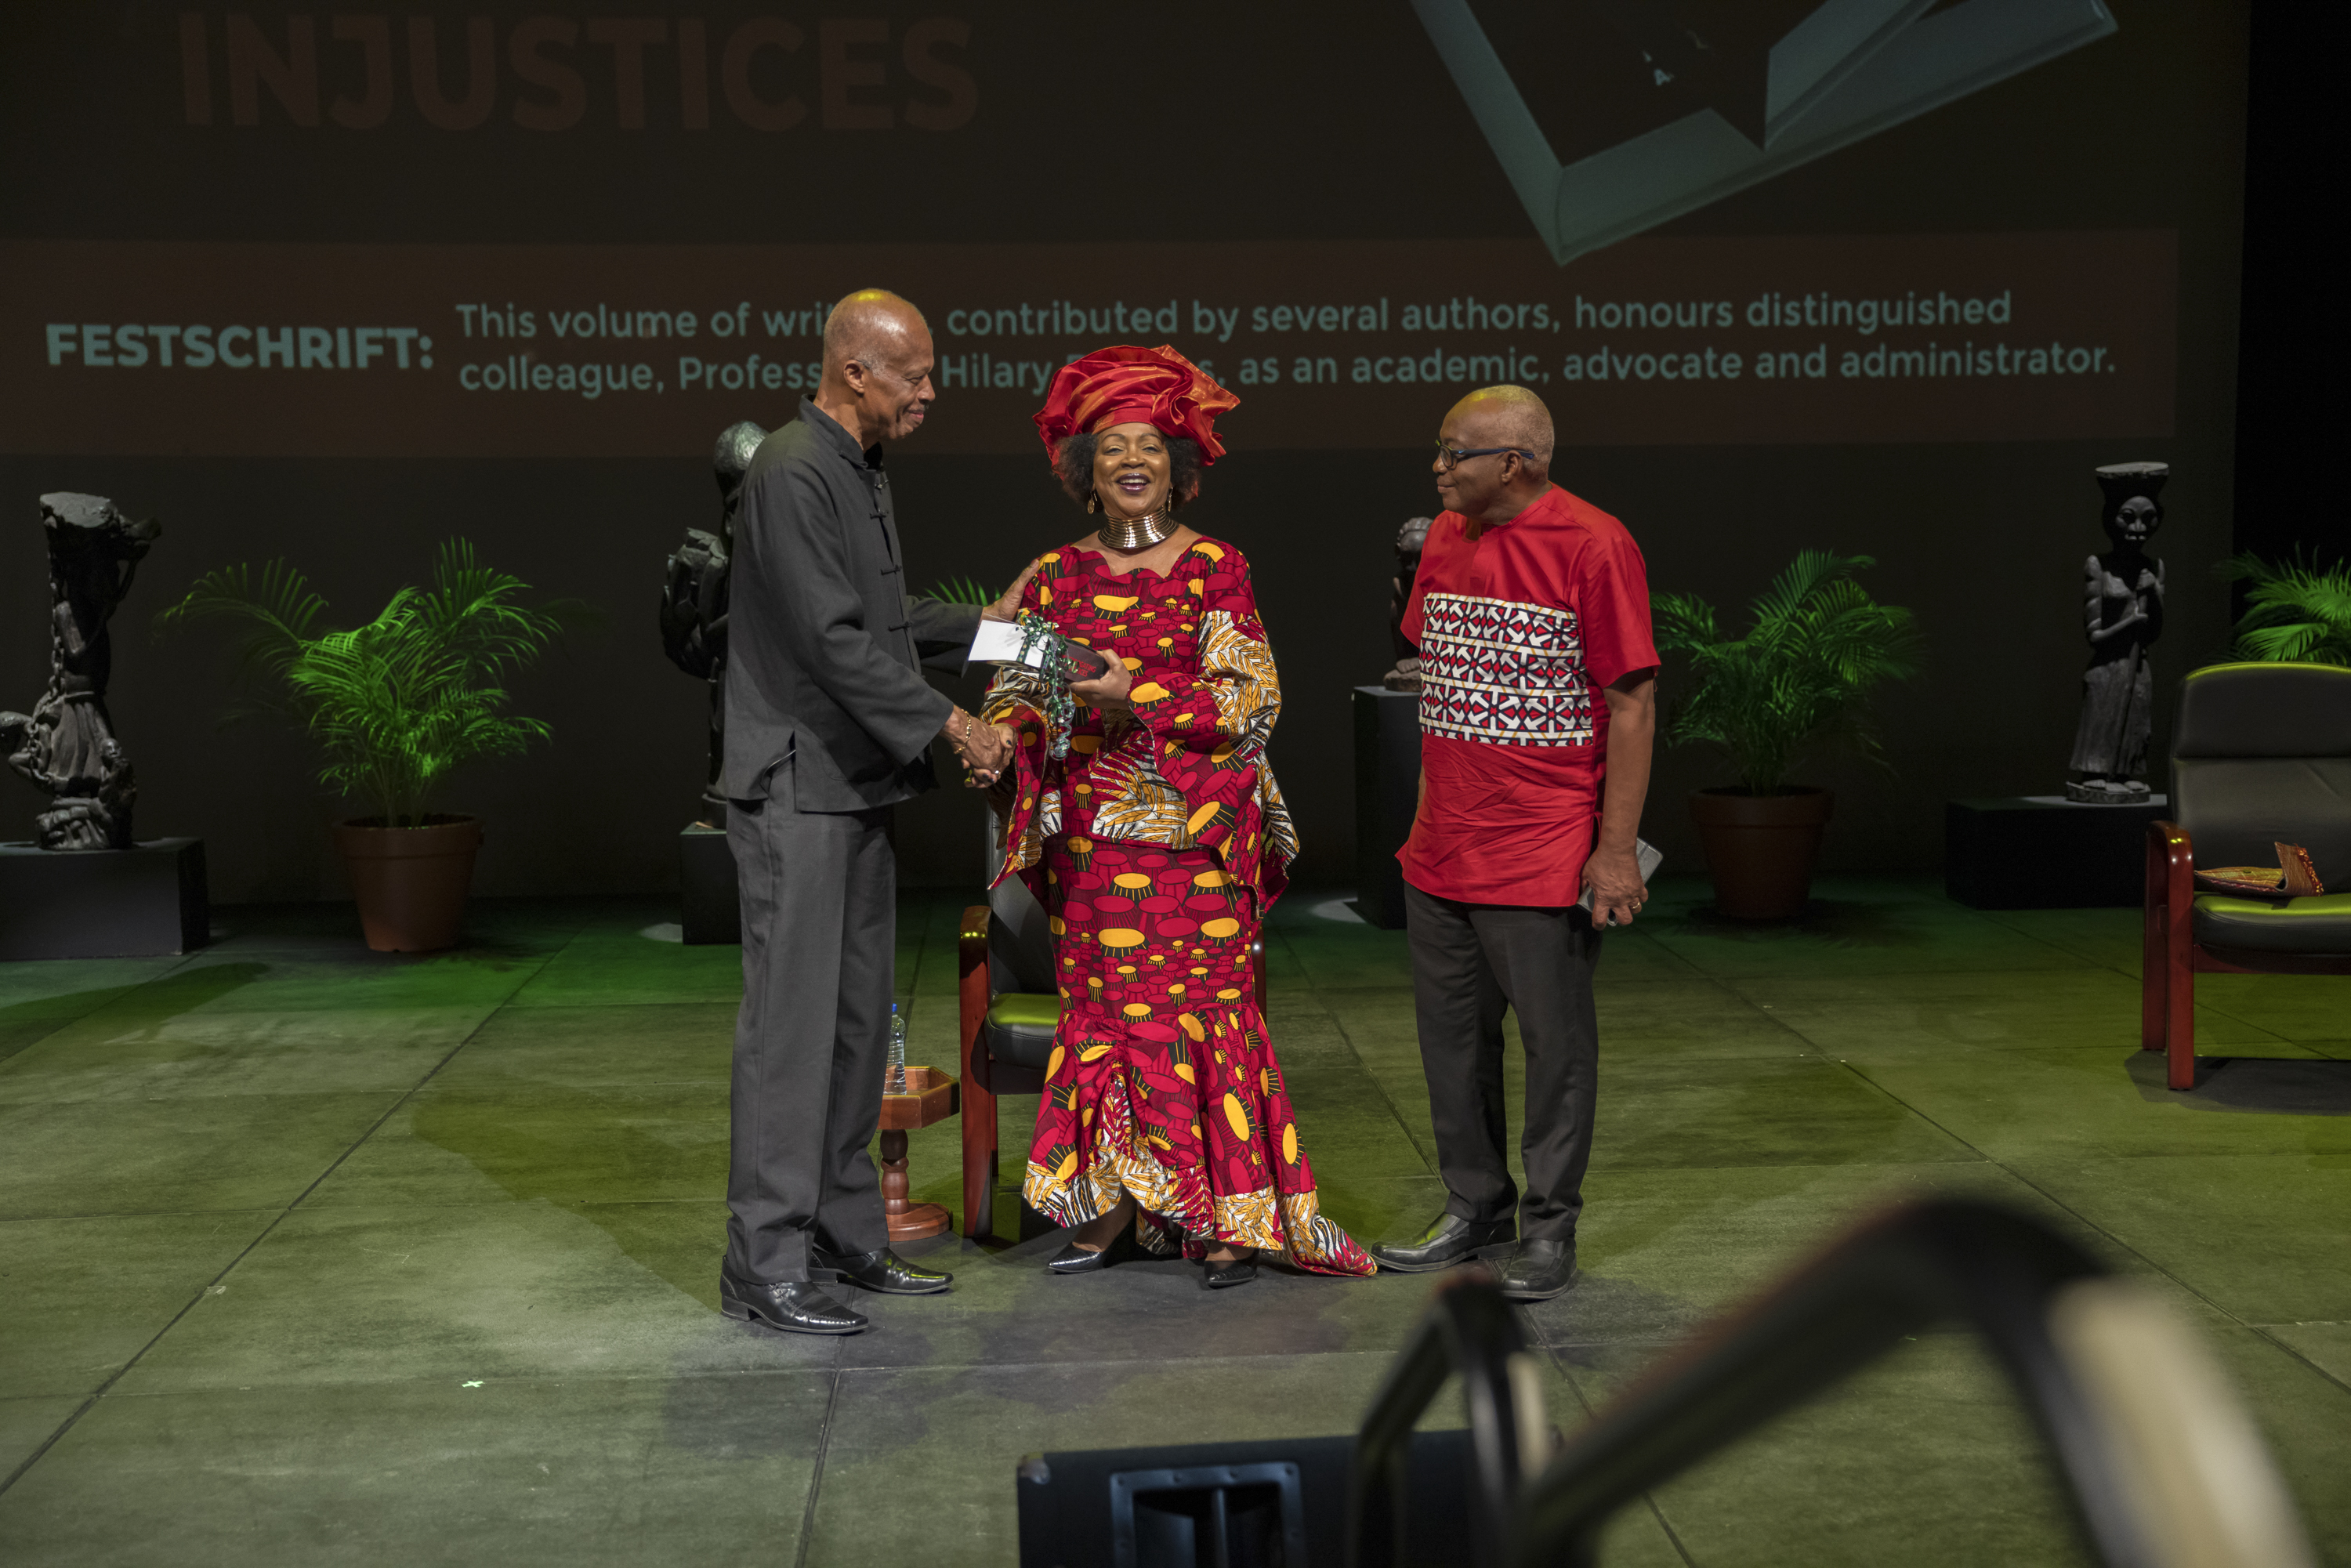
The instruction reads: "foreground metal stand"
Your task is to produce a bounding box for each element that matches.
[1349,1199,2313,1568]
[1013,1196,2312,1566]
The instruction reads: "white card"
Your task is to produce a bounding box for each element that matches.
[967,618,1041,667]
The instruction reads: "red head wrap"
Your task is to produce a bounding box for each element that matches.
[1032,344,1240,466]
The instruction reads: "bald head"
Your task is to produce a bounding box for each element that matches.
[1433,384,1555,527]
[814,288,936,447]
[1447,385,1554,470]
[822,288,928,375]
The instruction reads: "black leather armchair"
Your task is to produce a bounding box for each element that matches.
[2143,661,2351,1088]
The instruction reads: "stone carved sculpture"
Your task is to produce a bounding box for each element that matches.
[661,420,765,825]
[2,493,161,849]
[1382,516,1433,692]
[2067,462,2167,804]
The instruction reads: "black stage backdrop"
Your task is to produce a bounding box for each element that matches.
[1,2,2248,900]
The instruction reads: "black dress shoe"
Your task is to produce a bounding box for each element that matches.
[812,1246,952,1295]
[1201,1250,1258,1290]
[1493,1239,1578,1301]
[719,1273,869,1334]
[1369,1213,1516,1274]
[1047,1239,1117,1274]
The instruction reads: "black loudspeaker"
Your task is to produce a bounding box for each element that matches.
[1016,1429,1473,1568]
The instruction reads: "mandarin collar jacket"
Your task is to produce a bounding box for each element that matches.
[720,398,980,812]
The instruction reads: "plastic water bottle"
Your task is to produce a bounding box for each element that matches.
[886,1004,908,1095]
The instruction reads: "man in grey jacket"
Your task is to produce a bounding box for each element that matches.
[719,289,1020,1335]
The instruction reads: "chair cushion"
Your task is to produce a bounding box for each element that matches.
[2192,893,2351,955]
[985,993,1062,1069]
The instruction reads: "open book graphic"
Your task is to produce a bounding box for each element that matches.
[1414,0,2117,266]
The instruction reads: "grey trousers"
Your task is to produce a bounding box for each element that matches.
[725,782,896,1284]
[1405,883,1602,1243]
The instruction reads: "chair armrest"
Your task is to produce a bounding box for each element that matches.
[2146,819,2196,994]
[959,904,991,1079]
[957,903,999,1242]
[2143,820,2199,1079]
[2146,820,2193,914]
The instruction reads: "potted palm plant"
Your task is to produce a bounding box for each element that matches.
[1652,551,1922,918]
[2224,550,2350,665]
[158,539,580,952]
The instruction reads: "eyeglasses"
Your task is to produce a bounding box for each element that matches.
[1433,440,1534,471]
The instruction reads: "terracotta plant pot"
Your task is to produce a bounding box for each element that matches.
[332,815,483,953]
[1687,788,1835,919]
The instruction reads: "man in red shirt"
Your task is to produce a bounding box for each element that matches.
[1367,385,1657,1300]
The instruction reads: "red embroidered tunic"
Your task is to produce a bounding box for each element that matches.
[1398,487,1657,907]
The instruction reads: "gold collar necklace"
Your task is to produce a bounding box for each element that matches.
[1095,499,1178,551]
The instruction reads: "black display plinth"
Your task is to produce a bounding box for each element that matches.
[0,838,208,958]
[679,823,740,944]
[1353,686,1421,929]
[1945,795,2168,909]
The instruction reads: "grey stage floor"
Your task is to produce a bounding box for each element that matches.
[1,875,2346,1564]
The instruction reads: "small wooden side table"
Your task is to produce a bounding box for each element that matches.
[879,1065,959,1241]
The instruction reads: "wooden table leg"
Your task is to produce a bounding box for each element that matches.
[880,1128,951,1241]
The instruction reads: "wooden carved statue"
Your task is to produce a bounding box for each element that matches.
[2067,462,2167,804]
[661,420,765,826]
[2,493,161,849]
[1382,516,1433,692]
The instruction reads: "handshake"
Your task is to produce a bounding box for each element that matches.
[940,556,1134,788]
[947,707,1016,784]
[943,645,1136,788]
[944,561,1035,787]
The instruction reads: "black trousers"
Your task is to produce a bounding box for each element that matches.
[1405,883,1602,1243]
[725,778,896,1284]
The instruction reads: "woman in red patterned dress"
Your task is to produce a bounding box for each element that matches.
[969,346,1374,1287]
